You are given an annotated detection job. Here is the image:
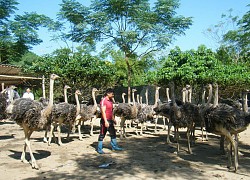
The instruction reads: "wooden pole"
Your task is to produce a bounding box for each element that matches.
[1,83,4,91]
[42,75,46,99]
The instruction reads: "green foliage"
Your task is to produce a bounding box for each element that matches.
[58,0,192,96]
[223,4,250,61]
[25,48,117,92]
[155,45,250,97]
[0,0,59,64]
[109,50,157,86]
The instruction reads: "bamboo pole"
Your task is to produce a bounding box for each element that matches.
[42,75,46,99]
[0,75,43,80]
[1,83,4,91]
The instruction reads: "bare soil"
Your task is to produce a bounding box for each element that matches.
[0,118,250,180]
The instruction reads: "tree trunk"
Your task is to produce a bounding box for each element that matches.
[125,54,131,104]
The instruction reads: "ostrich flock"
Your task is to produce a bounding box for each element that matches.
[0,74,250,173]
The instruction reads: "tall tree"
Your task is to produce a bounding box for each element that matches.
[0,0,59,64]
[59,0,192,102]
[223,4,250,62]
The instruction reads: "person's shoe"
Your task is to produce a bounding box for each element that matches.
[111,138,123,151]
[97,141,105,154]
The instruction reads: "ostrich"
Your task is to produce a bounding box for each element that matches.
[153,87,175,143]
[116,93,126,131]
[73,88,99,137]
[45,85,77,146]
[153,87,170,133]
[136,86,161,135]
[193,86,208,142]
[169,82,194,154]
[113,89,140,138]
[182,85,201,146]
[203,83,250,172]
[5,74,59,169]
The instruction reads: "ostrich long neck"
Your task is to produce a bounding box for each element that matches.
[171,84,177,106]
[242,91,248,113]
[213,84,219,108]
[92,90,97,107]
[145,88,149,105]
[132,91,136,106]
[202,88,206,105]
[64,88,68,103]
[206,85,213,107]
[122,94,126,103]
[75,92,80,115]
[166,88,170,102]
[44,78,54,116]
[189,88,192,103]
[182,88,186,103]
[137,94,140,104]
[154,87,159,108]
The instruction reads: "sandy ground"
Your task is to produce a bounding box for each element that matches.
[0,118,250,180]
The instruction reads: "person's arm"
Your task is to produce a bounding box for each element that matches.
[101,103,109,128]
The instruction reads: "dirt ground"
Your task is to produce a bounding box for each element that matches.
[0,118,250,180]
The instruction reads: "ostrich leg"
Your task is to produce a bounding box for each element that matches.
[21,127,30,164]
[22,126,39,169]
[234,134,239,172]
[166,121,172,144]
[120,117,126,139]
[57,125,63,146]
[176,127,180,153]
[224,131,238,172]
[154,115,159,133]
[90,117,95,136]
[186,126,192,154]
[77,121,83,141]
[48,124,55,145]
[162,116,166,130]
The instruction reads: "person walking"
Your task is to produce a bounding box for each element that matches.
[97,88,123,154]
[22,88,34,100]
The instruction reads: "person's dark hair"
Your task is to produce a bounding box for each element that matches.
[104,88,114,96]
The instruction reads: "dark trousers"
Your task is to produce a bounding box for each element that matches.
[98,119,116,141]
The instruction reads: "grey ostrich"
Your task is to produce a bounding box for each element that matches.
[203,83,250,172]
[5,74,59,169]
[136,86,161,135]
[153,87,175,143]
[113,89,140,138]
[169,82,194,154]
[182,85,201,146]
[153,87,170,133]
[193,85,208,142]
[47,85,77,146]
[74,88,99,137]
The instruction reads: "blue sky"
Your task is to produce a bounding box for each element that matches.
[16,0,249,55]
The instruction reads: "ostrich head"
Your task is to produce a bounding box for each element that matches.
[75,89,81,95]
[212,83,218,89]
[156,86,161,91]
[186,84,191,89]
[64,85,71,89]
[122,93,126,96]
[50,74,59,80]
[92,88,99,93]
[132,89,137,93]
[9,85,17,90]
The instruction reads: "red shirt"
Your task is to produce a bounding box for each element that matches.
[100,97,113,120]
